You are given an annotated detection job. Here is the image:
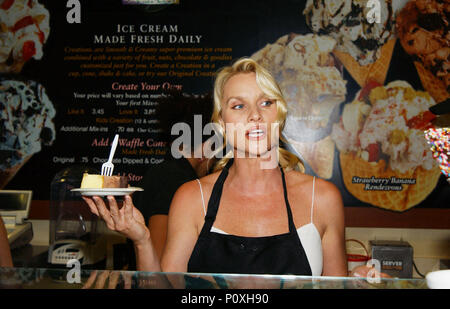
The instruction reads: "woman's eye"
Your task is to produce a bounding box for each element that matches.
[261,100,274,107]
[231,104,243,110]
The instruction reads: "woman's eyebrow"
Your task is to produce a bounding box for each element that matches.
[225,96,244,105]
[225,93,269,105]
[258,93,272,100]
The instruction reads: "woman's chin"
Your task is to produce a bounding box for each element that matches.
[234,147,276,160]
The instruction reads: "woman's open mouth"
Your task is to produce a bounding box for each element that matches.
[246,126,266,141]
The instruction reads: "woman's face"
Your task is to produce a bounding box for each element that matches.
[219,72,279,158]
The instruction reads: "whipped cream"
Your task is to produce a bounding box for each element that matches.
[332,81,437,173]
[0,0,50,72]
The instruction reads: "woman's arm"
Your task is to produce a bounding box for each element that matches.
[83,180,202,273]
[316,180,348,277]
[148,215,168,260]
[83,195,160,271]
[160,181,203,272]
[0,217,13,267]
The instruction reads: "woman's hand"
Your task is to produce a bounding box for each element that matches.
[350,265,392,279]
[82,195,150,245]
[82,270,132,289]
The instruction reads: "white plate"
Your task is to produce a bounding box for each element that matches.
[426,270,450,289]
[71,187,144,196]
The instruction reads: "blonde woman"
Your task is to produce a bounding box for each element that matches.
[83,58,347,276]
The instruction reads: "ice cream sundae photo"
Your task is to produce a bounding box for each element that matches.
[331,80,442,211]
[0,0,50,73]
[303,0,401,87]
[396,0,449,103]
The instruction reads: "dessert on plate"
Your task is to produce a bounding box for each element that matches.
[0,79,55,189]
[331,80,441,211]
[80,173,129,189]
[252,33,347,179]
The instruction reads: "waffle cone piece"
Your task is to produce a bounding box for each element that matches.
[0,61,25,74]
[334,39,396,87]
[0,155,32,189]
[290,136,335,179]
[414,61,449,103]
[340,152,441,212]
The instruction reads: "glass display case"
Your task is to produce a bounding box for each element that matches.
[0,267,427,289]
[48,165,106,266]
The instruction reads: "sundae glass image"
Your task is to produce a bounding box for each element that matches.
[0,0,50,73]
[252,33,347,179]
[396,0,450,103]
[331,80,441,211]
[303,0,401,87]
[0,79,56,189]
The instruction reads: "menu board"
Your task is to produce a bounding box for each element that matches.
[1,0,449,215]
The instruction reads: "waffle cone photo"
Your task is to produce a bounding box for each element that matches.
[334,39,396,87]
[414,61,449,103]
[0,155,32,189]
[0,61,25,74]
[339,152,441,212]
[406,162,442,207]
[290,136,335,179]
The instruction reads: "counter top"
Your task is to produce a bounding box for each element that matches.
[0,267,427,289]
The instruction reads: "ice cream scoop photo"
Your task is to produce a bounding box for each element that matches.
[0,79,56,189]
[303,0,408,87]
[252,33,347,179]
[396,0,449,103]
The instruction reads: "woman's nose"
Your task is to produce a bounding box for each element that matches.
[248,106,262,122]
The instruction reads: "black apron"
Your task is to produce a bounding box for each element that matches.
[187,159,312,275]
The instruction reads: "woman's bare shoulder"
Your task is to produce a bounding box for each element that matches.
[198,170,222,186]
[170,171,221,209]
[286,170,343,210]
[284,169,313,186]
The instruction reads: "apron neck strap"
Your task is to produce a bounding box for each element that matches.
[279,167,297,233]
[203,158,233,228]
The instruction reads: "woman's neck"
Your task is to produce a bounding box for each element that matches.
[227,154,281,196]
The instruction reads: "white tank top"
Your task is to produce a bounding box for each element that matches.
[196,176,323,276]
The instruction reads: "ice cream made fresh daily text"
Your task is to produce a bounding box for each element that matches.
[331,80,442,211]
[252,33,347,179]
[0,0,50,73]
[0,79,56,189]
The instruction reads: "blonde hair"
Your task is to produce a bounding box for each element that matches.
[211,57,304,172]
